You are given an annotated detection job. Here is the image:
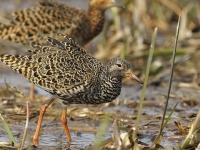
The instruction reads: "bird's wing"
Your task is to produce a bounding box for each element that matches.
[0,50,95,96]
[0,36,102,99]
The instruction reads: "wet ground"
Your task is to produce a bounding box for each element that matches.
[0,65,199,149]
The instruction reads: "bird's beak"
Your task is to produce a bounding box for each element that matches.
[125,70,143,84]
[106,1,125,9]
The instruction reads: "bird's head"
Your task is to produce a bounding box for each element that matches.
[89,0,124,11]
[107,57,143,84]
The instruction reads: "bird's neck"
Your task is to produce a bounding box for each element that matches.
[87,8,105,38]
[98,69,123,102]
[102,67,123,84]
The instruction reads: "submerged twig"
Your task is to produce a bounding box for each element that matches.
[181,110,200,149]
[3,80,29,149]
[4,80,27,98]
[19,102,30,150]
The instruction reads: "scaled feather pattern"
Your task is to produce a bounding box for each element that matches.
[0,34,136,105]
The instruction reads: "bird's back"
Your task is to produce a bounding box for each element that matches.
[0,1,87,46]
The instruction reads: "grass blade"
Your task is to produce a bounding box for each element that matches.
[92,113,110,149]
[0,114,17,146]
[151,103,178,146]
[133,27,157,140]
[151,15,181,147]
[162,102,178,130]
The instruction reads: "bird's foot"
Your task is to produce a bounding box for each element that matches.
[32,135,39,146]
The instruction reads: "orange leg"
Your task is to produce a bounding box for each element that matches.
[61,107,72,142]
[33,97,55,145]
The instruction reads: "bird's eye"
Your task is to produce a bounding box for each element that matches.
[116,63,122,67]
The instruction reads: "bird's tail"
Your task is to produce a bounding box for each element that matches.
[0,54,33,78]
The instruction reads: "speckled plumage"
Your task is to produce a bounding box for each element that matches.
[0,0,122,46]
[0,34,140,105]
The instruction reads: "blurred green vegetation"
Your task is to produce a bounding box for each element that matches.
[94,0,200,81]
